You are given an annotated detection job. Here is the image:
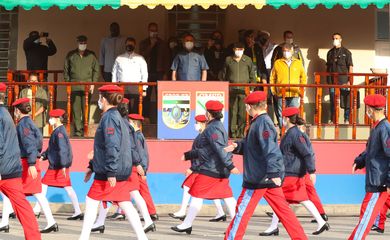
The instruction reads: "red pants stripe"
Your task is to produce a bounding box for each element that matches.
[138,176,157,215]
[304,174,325,214]
[0,178,41,240]
[374,195,390,230]
[348,192,389,240]
[224,187,307,240]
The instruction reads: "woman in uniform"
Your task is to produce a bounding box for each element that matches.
[260,107,330,236]
[13,98,57,233]
[171,100,238,234]
[79,85,147,240]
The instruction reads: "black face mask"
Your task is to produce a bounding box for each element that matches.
[126,45,135,52]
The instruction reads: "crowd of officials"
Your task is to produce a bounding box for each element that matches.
[22,22,353,137]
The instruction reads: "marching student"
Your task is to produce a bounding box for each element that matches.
[0,192,16,231]
[371,195,390,233]
[260,107,330,236]
[0,84,41,239]
[34,109,83,222]
[349,94,390,240]
[90,99,156,234]
[13,98,57,233]
[168,114,227,222]
[224,91,307,240]
[79,86,148,240]
[171,100,238,235]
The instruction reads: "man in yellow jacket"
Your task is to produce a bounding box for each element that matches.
[270,43,307,128]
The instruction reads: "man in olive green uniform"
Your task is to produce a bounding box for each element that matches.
[64,35,99,137]
[220,42,256,138]
[19,73,48,134]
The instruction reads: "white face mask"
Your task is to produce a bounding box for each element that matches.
[366,110,372,119]
[282,117,288,127]
[98,97,104,110]
[283,51,292,59]
[234,50,244,58]
[333,39,341,47]
[286,38,293,44]
[49,118,56,126]
[169,42,177,49]
[194,123,202,132]
[245,104,251,115]
[149,32,158,38]
[184,41,194,50]
[78,44,87,51]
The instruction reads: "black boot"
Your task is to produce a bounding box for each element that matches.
[259,228,279,236]
[40,223,59,233]
[91,225,105,233]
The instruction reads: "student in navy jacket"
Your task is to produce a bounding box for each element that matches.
[36,109,83,223]
[169,114,227,222]
[261,107,329,236]
[224,91,307,240]
[0,84,41,239]
[13,98,57,234]
[79,85,147,240]
[349,94,390,240]
[171,100,239,235]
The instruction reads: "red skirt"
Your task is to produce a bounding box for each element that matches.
[282,176,309,204]
[42,169,72,188]
[182,173,198,188]
[87,179,131,202]
[127,167,140,192]
[188,173,233,200]
[21,158,42,195]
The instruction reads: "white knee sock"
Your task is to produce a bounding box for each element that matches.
[33,184,48,213]
[34,192,56,228]
[92,203,109,228]
[0,192,13,227]
[301,200,326,230]
[223,197,236,218]
[116,207,122,214]
[175,186,191,216]
[213,199,225,218]
[118,201,148,240]
[264,212,279,233]
[178,197,203,229]
[130,191,153,228]
[79,197,100,240]
[64,186,82,216]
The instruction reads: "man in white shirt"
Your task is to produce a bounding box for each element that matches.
[112,37,148,114]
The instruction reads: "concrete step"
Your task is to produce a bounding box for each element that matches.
[307,124,370,140]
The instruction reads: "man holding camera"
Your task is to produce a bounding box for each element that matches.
[23,31,57,72]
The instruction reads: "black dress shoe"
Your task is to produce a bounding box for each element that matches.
[150,214,159,221]
[91,225,105,233]
[0,225,10,233]
[265,211,274,218]
[35,212,41,219]
[371,225,384,233]
[171,226,192,234]
[168,213,185,221]
[40,223,59,233]
[209,215,227,222]
[144,223,156,233]
[259,228,279,236]
[313,222,330,235]
[9,213,16,219]
[67,213,84,220]
[311,214,328,223]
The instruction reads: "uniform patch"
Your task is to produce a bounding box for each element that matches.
[386,139,390,148]
[211,133,218,140]
[262,130,270,139]
[58,133,64,138]
[106,127,115,135]
[23,128,30,136]
[299,136,306,144]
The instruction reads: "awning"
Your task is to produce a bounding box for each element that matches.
[0,0,389,10]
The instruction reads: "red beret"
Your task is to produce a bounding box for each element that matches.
[128,114,144,121]
[244,91,267,104]
[195,115,207,123]
[49,109,65,117]
[282,107,299,117]
[12,98,30,106]
[98,85,123,93]
[122,98,129,104]
[205,100,224,112]
[0,83,6,92]
[364,94,386,108]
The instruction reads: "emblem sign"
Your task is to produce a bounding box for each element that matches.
[162,92,191,129]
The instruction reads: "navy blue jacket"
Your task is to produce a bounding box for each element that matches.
[42,125,72,169]
[0,105,22,179]
[280,126,316,177]
[184,133,203,172]
[90,108,132,181]
[185,119,235,178]
[135,130,149,173]
[123,117,141,167]
[16,116,42,166]
[234,113,285,189]
[355,118,390,192]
